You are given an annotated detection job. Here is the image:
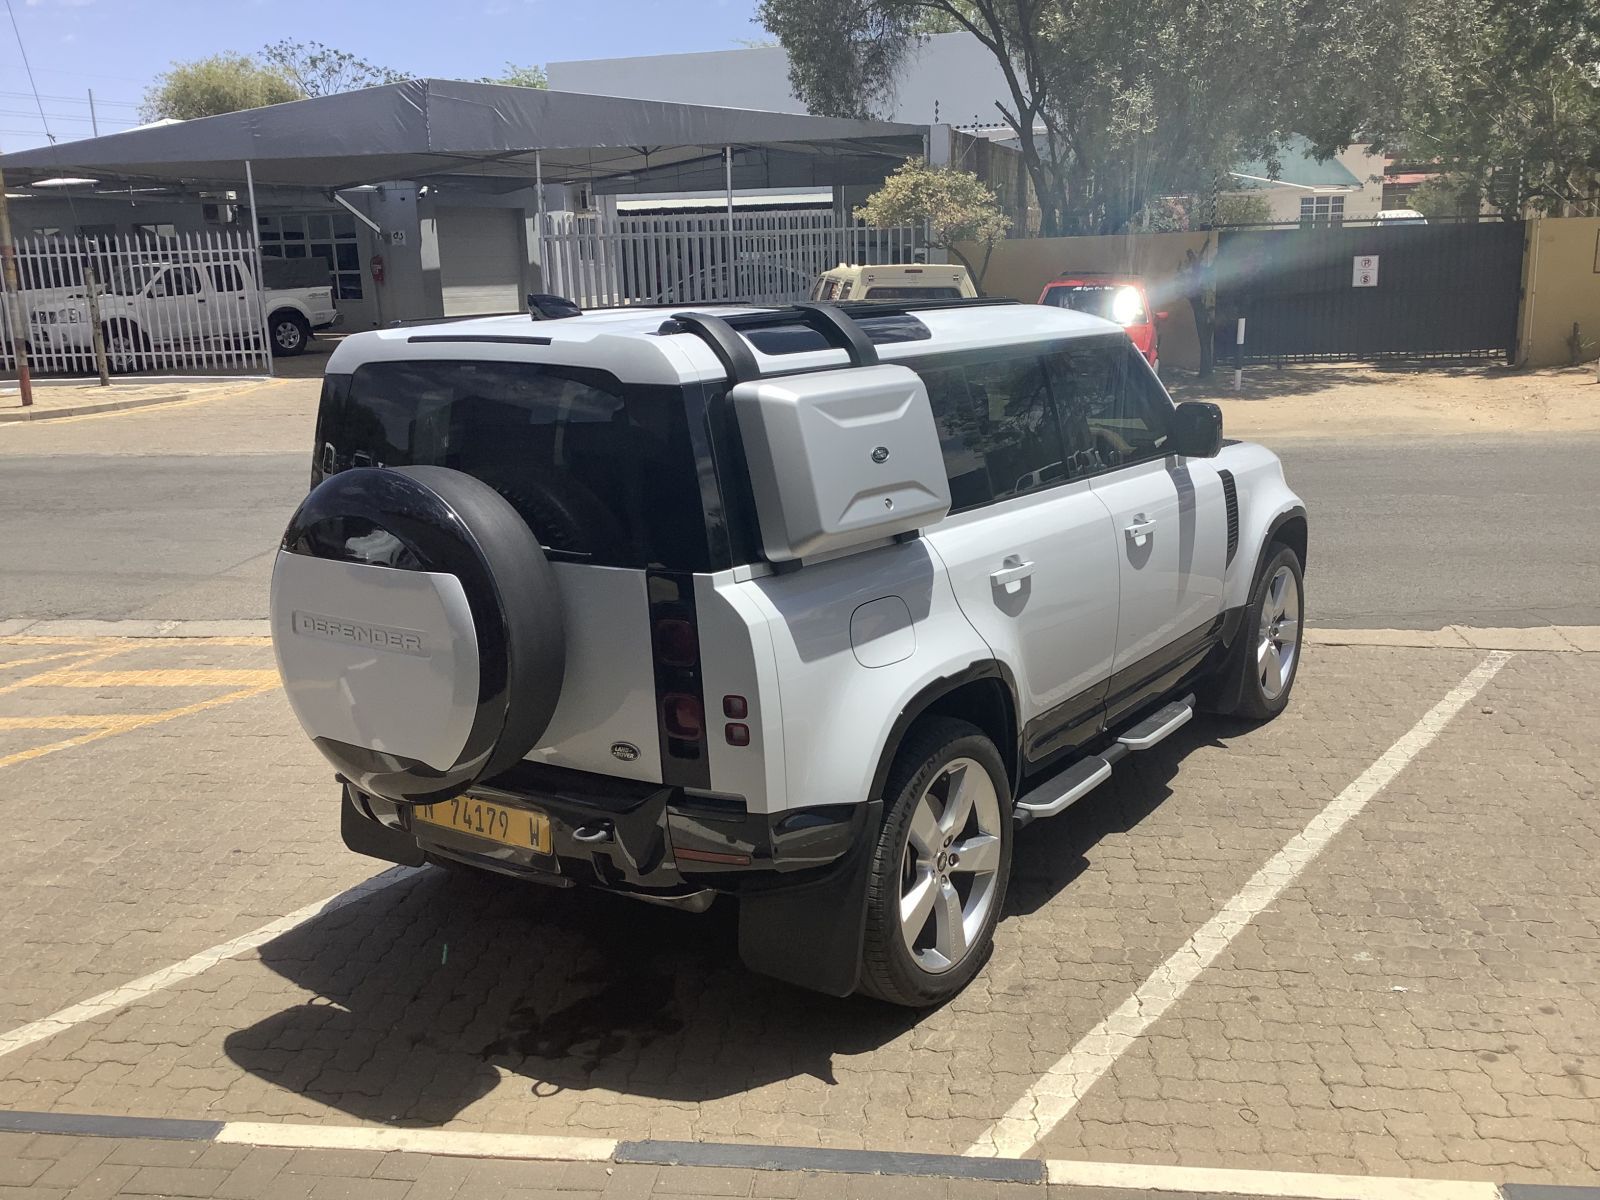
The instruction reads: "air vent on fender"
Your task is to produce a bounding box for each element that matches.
[1218,470,1240,565]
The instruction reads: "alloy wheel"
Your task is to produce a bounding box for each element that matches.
[898,757,1004,974]
[1257,564,1301,700]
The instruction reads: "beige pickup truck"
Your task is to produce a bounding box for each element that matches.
[809,262,977,302]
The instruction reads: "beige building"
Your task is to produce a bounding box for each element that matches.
[1223,137,1388,225]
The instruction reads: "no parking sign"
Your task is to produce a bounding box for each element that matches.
[1352,254,1379,287]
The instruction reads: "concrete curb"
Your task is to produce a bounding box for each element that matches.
[2,1110,1595,1199]
[0,392,187,423]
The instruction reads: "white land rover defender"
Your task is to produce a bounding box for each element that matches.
[269,296,1307,1007]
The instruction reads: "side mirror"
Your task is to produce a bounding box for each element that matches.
[1169,401,1223,458]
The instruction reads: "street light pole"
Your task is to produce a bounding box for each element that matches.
[0,161,34,407]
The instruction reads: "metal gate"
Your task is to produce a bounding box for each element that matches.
[540,211,921,309]
[1214,221,1526,362]
[1,231,273,376]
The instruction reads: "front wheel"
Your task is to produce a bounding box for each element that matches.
[859,717,1011,1007]
[1217,543,1304,721]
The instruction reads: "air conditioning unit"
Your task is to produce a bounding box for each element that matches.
[202,201,237,225]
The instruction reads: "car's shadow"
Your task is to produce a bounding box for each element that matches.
[225,717,1234,1125]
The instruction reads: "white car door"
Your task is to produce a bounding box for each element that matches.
[203,261,252,344]
[921,349,1122,765]
[138,265,205,351]
[1076,345,1228,718]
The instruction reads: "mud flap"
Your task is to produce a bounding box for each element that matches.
[736,800,881,997]
[341,790,426,867]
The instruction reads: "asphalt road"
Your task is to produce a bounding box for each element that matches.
[2,435,1596,627]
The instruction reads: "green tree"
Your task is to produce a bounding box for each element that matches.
[1214,193,1274,227]
[758,0,1426,235]
[478,63,549,88]
[259,40,408,97]
[854,158,1011,289]
[1373,0,1600,217]
[141,54,303,121]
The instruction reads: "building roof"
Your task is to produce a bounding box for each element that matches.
[0,78,927,195]
[1229,135,1363,191]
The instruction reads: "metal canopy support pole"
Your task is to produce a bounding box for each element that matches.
[245,160,275,377]
[724,145,735,300]
[0,162,33,407]
[534,150,546,298]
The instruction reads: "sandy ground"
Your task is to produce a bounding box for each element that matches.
[1171,362,1600,439]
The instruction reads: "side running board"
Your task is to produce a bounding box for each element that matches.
[1014,694,1196,827]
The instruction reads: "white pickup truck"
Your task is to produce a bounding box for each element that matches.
[28,257,340,369]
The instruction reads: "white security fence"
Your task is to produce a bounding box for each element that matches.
[539,211,922,309]
[1,231,272,376]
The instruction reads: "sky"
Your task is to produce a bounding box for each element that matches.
[0,0,768,152]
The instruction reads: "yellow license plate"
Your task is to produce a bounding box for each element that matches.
[413,795,551,854]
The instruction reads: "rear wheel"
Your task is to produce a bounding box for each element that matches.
[269,311,310,356]
[859,717,1011,1007]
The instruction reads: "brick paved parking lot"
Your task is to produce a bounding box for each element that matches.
[0,631,1597,1194]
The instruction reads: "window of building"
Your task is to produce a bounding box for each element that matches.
[258,212,363,300]
[1299,195,1345,228]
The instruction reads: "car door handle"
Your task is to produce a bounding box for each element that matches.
[1125,517,1156,544]
[989,560,1035,589]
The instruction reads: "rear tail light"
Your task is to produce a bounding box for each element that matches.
[724,723,750,747]
[654,618,698,667]
[722,695,748,719]
[662,693,704,740]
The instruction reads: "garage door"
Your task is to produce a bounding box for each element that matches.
[437,207,524,315]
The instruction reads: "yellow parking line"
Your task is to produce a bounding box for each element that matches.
[0,716,117,730]
[18,668,281,688]
[0,682,280,772]
[0,646,133,696]
[0,648,107,671]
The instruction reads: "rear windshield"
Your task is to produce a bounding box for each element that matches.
[1043,284,1148,324]
[316,360,721,571]
[863,285,963,300]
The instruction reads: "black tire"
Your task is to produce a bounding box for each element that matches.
[103,322,149,373]
[273,464,567,803]
[1213,542,1305,721]
[269,311,311,357]
[859,717,1012,1007]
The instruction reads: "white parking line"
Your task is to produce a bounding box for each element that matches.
[0,867,421,1062]
[216,1121,618,1161]
[967,650,1514,1159]
[1044,1159,1500,1200]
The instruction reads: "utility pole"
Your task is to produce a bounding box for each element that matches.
[0,162,34,408]
[87,89,99,137]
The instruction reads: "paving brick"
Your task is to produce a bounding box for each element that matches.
[651,1165,757,1196]
[121,1164,231,1196]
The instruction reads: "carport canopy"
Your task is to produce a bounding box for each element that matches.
[0,78,929,196]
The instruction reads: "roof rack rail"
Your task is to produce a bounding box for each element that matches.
[664,295,1020,383]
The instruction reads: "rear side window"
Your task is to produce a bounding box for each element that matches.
[919,352,1067,512]
[321,361,719,571]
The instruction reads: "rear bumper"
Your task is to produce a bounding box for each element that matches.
[312,310,342,330]
[341,759,868,898]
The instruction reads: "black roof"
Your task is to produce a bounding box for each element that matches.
[0,78,927,194]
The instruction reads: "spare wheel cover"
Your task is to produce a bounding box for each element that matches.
[269,465,565,803]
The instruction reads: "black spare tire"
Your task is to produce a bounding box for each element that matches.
[269,465,566,804]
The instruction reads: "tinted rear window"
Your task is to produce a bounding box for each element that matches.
[863,286,962,300]
[318,361,719,571]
